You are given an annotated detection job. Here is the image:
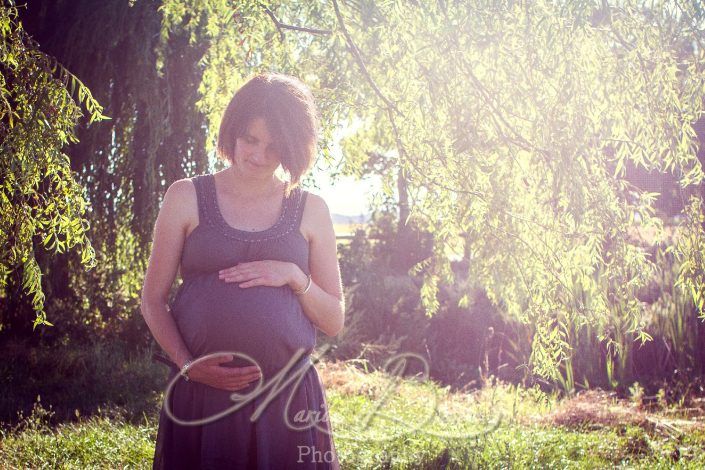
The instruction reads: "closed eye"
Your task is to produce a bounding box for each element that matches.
[242,133,279,156]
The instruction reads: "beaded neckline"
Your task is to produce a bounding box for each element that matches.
[204,173,302,242]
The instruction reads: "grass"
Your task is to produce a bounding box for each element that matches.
[1,344,704,469]
[0,338,166,426]
[0,401,155,468]
[318,362,705,468]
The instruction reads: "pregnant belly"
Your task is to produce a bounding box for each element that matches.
[170,274,316,377]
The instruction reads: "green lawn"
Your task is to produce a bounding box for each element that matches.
[1,353,704,469]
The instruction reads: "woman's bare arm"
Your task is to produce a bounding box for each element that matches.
[141,180,262,390]
[295,193,345,337]
[140,179,196,370]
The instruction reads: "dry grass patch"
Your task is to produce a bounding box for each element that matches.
[538,389,705,436]
[317,360,392,397]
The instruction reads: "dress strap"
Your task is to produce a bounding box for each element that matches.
[191,174,210,226]
[293,189,309,230]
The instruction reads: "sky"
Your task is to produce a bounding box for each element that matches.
[305,122,383,217]
[308,170,380,217]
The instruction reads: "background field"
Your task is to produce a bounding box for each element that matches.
[1,341,704,469]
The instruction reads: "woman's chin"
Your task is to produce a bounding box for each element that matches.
[244,160,272,173]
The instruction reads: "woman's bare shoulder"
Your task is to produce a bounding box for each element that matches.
[300,191,334,242]
[162,178,199,235]
[166,178,196,199]
[302,191,332,220]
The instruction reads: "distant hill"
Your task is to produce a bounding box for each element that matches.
[332,213,370,237]
[331,213,370,225]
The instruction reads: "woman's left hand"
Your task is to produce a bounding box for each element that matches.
[218,260,303,289]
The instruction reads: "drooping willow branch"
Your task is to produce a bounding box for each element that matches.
[260,4,332,42]
[331,0,398,114]
[328,0,561,233]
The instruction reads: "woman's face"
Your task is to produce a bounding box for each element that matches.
[232,117,281,176]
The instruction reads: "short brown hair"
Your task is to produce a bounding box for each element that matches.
[216,73,319,188]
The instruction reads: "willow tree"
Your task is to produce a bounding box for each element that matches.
[156,0,704,378]
[8,0,704,379]
[5,0,210,341]
[333,0,705,379]
[0,2,105,331]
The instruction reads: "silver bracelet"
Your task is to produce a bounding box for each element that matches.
[294,274,312,296]
[180,358,193,381]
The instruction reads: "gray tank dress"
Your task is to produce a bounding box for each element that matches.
[152,173,340,469]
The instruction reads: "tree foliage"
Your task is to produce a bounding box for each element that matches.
[159,0,705,378]
[0,2,106,329]
[3,0,211,341]
[5,0,705,379]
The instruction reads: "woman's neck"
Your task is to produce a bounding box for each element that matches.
[222,165,284,199]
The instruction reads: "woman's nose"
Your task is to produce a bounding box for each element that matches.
[251,145,267,161]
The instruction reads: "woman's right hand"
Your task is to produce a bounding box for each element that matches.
[185,353,262,392]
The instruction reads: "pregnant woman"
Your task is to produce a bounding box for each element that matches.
[140,73,344,469]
